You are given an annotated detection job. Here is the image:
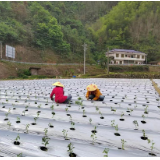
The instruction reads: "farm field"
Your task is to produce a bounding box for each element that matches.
[0,78,160,157]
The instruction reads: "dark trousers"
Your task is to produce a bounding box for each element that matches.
[89,95,105,101]
[63,94,72,104]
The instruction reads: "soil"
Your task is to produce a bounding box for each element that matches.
[70,128,75,131]
[69,153,77,157]
[82,115,87,117]
[114,133,121,136]
[144,111,148,114]
[141,121,146,124]
[40,146,48,151]
[31,123,36,125]
[49,125,54,128]
[119,119,125,121]
[100,117,104,119]
[91,130,97,134]
[4,118,8,121]
[14,141,20,145]
[16,121,21,123]
[141,136,148,140]
[66,114,70,116]
[149,153,156,156]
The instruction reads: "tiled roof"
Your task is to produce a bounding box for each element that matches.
[109,49,144,53]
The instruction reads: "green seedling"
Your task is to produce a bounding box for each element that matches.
[25,105,29,109]
[67,143,75,155]
[44,128,48,136]
[22,110,26,116]
[42,136,50,147]
[83,109,86,116]
[34,117,38,123]
[50,105,54,110]
[94,126,97,131]
[78,97,82,101]
[99,111,103,117]
[17,153,22,157]
[111,107,116,114]
[48,123,53,127]
[142,114,145,121]
[8,108,11,113]
[62,129,69,139]
[134,105,137,109]
[144,105,149,113]
[133,120,139,129]
[121,139,126,150]
[103,148,109,157]
[69,115,72,121]
[17,117,20,122]
[25,124,30,133]
[38,104,41,109]
[142,129,146,137]
[15,134,20,142]
[149,140,155,154]
[111,120,115,127]
[89,118,92,124]
[121,112,124,118]
[95,106,99,112]
[7,121,11,128]
[91,132,97,145]
[71,121,75,129]
[65,108,68,113]
[5,113,9,118]
[6,99,8,102]
[114,124,118,133]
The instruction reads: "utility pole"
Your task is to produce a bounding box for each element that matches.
[82,43,87,74]
[107,47,109,74]
[0,41,2,60]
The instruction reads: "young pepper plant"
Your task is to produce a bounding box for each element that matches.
[67,143,75,156]
[121,139,127,150]
[103,148,109,157]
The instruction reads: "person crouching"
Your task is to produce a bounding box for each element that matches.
[50,82,72,104]
[86,84,105,101]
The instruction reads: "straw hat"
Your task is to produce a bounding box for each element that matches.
[86,84,98,91]
[52,82,64,87]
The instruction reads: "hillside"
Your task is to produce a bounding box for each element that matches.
[0,1,160,64]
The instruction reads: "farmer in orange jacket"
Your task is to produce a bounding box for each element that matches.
[86,84,105,101]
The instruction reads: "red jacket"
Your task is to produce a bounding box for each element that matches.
[50,87,67,103]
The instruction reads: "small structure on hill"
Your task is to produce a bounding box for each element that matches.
[106,49,147,65]
[29,67,41,75]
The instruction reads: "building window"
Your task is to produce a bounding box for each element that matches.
[116,54,119,57]
[121,54,124,58]
[125,55,127,57]
[142,55,144,59]
[137,55,140,58]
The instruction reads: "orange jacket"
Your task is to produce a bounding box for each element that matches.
[86,89,102,101]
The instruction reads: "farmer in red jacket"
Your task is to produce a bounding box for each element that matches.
[50,82,72,104]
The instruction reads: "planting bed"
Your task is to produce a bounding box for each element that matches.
[0,78,160,157]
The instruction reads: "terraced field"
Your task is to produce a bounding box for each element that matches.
[0,78,160,157]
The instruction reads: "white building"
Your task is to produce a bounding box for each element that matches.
[106,49,146,65]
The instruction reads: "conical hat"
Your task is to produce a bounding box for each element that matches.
[86,84,98,91]
[52,82,64,87]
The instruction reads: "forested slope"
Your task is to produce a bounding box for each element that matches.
[0,1,160,63]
